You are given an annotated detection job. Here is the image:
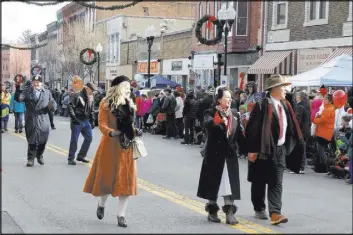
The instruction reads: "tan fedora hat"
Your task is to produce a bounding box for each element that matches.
[265,74,292,91]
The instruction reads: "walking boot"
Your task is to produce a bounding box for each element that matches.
[205,203,221,223]
[37,156,44,165]
[222,205,239,225]
[68,160,77,165]
[96,203,105,220]
[26,159,34,167]
[117,216,127,227]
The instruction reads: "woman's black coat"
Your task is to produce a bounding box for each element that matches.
[197,107,242,201]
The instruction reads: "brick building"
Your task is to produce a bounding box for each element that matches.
[95,1,197,87]
[248,0,352,90]
[1,46,31,82]
[117,29,193,90]
[191,1,263,90]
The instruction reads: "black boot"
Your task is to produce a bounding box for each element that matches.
[205,203,221,223]
[26,159,34,167]
[96,203,104,220]
[117,216,127,227]
[222,205,239,225]
[37,156,44,165]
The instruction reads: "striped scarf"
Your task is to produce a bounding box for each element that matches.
[215,105,232,138]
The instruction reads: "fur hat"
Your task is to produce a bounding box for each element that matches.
[265,74,291,91]
[85,82,97,92]
[32,75,42,82]
[111,75,130,87]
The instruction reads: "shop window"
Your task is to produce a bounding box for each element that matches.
[271,1,288,30]
[304,1,329,27]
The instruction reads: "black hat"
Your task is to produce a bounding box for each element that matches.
[111,75,130,87]
[32,75,42,82]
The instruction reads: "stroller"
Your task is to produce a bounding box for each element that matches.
[151,112,166,135]
[327,144,350,179]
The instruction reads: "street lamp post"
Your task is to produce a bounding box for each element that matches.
[96,43,103,88]
[43,62,47,85]
[145,25,156,88]
[218,3,236,83]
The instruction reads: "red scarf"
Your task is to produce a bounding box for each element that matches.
[215,105,232,137]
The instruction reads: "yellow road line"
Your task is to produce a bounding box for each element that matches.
[7,129,278,234]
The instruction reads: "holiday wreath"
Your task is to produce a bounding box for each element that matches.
[80,48,98,66]
[31,65,42,76]
[195,15,223,46]
[14,74,26,84]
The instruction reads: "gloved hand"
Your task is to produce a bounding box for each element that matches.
[110,130,121,137]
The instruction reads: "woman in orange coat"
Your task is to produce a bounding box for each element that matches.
[83,75,142,228]
[312,94,335,171]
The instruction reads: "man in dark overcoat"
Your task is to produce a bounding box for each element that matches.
[245,74,304,225]
[16,75,57,167]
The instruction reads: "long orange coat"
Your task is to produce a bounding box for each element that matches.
[313,103,335,142]
[83,99,137,197]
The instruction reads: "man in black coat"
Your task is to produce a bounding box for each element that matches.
[181,90,199,144]
[162,88,177,139]
[245,75,304,226]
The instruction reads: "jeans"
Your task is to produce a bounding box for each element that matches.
[14,112,24,131]
[68,120,93,161]
[316,141,327,165]
[1,120,8,131]
[184,118,195,144]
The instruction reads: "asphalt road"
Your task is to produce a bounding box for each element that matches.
[1,116,352,234]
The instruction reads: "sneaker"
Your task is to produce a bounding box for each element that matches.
[68,160,77,165]
[299,170,305,174]
[77,158,90,163]
[289,171,295,174]
[255,210,268,220]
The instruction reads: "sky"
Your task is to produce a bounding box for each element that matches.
[1,1,70,43]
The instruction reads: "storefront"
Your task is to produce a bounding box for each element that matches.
[136,60,160,79]
[297,48,333,74]
[193,53,217,89]
[162,58,190,91]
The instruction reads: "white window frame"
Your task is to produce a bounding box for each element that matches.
[303,0,329,27]
[214,0,219,38]
[271,1,289,30]
[348,0,352,22]
[235,1,249,36]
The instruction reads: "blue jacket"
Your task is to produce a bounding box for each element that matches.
[10,95,26,113]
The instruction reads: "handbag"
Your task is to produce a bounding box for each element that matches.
[132,137,148,160]
[146,114,154,124]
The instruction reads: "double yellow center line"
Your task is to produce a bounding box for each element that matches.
[8,129,278,234]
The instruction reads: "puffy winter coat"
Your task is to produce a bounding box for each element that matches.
[313,104,335,141]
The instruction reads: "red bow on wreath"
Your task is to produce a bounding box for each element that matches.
[88,49,93,60]
[207,15,217,31]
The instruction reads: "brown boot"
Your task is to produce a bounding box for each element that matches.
[270,213,288,225]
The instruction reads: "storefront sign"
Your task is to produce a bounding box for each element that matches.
[297,48,333,73]
[137,60,159,74]
[171,61,183,71]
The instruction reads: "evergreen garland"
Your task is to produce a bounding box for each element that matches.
[1,43,48,50]
[16,0,142,10]
[195,15,223,46]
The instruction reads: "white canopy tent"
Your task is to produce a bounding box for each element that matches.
[289,54,352,87]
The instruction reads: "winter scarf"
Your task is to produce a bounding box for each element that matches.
[215,105,232,138]
[258,97,303,160]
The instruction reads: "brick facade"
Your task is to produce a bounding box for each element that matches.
[120,30,192,70]
[266,1,351,42]
[96,2,196,22]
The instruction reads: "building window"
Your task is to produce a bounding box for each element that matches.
[304,1,329,27]
[236,1,248,36]
[206,1,210,39]
[271,1,289,30]
[214,1,219,38]
[228,1,234,37]
[348,1,352,21]
[107,33,120,63]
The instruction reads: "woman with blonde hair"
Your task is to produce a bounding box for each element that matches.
[83,75,142,228]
